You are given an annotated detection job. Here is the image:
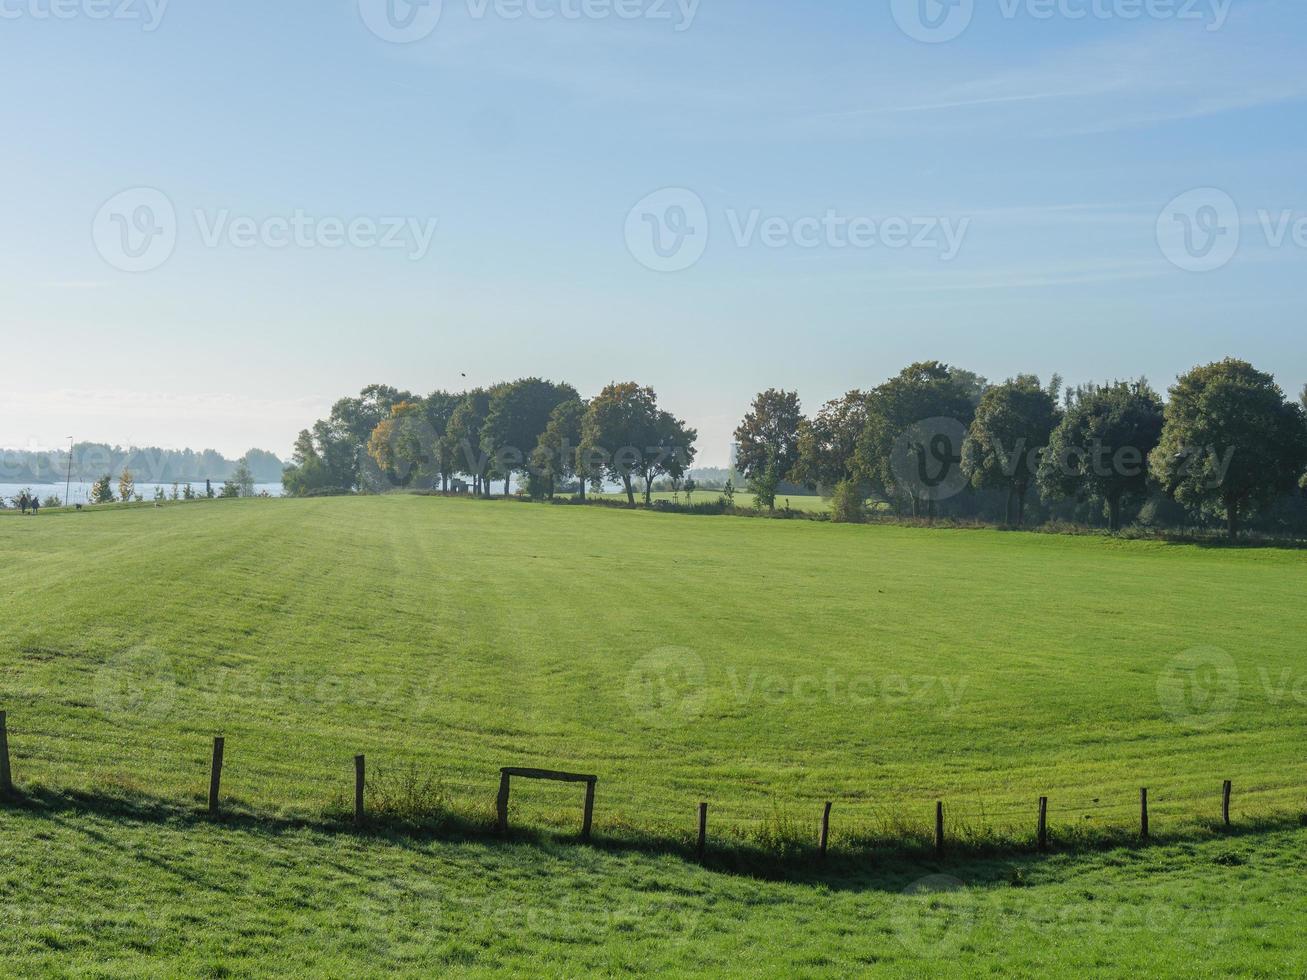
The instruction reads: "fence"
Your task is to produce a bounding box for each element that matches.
[0,712,1294,865]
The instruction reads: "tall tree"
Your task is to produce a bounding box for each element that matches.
[1038,380,1164,531]
[424,390,464,492]
[734,389,802,483]
[582,382,695,505]
[961,375,1060,526]
[856,362,983,517]
[445,389,494,496]
[482,378,580,496]
[794,391,868,493]
[534,397,588,500]
[1150,359,1307,540]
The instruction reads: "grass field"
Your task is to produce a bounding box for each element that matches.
[3,496,1307,975]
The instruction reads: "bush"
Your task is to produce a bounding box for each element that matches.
[830,479,866,523]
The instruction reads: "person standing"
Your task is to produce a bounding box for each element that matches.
[31,496,40,516]
[18,491,29,515]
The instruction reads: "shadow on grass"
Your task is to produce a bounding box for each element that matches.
[4,783,1305,894]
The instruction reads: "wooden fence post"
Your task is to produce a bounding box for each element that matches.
[0,711,12,797]
[1222,780,1232,829]
[496,770,511,834]
[819,802,832,858]
[208,737,225,815]
[582,778,596,842]
[697,802,708,862]
[1139,787,1149,841]
[1037,796,1048,852]
[354,755,365,827]
[935,801,944,857]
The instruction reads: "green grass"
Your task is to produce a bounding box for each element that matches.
[4,495,1307,974]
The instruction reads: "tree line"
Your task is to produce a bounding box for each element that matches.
[733,358,1307,540]
[282,380,697,505]
[0,443,284,485]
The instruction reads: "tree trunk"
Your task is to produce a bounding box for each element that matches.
[1226,496,1239,541]
[505,476,511,497]
[547,474,555,501]
[1005,487,1014,526]
[1016,489,1026,527]
[644,475,653,505]
[623,475,634,505]
[579,478,586,502]
[1108,492,1122,532]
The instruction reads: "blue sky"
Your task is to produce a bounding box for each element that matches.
[2,0,1305,464]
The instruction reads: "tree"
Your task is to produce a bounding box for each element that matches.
[232,458,256,497]
[856,362,983,517]
[961,375,1060,526]
[583,382,660,504]
[748,456,780,511]
[282,429,336,497]
[581,383,696,504]
[1038,381,1164,531]
[424,390,464,492]
[794,391,868,493]
[91,475,116,504]
[445,389,495,495]
[366,401,432,489]
[1150,359,1307,540]
[117,468,135,503]
[734,389,802,488]
[483,378,580,496]
[534,397,588,500]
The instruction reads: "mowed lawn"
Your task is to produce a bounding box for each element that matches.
[4,495,1307,975]
[3,494,1307,835]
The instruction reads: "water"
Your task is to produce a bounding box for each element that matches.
[0,481,283,507]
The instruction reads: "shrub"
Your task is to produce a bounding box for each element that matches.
[831,479,866,523]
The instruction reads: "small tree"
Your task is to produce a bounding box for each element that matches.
[734,389,802,491]
[232,459,256,498]
[91,475,116,504]
[830,478,866,523]
[748,455,780,511]
[118,468,135,503]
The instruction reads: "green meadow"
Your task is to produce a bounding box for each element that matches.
[3,496,1307,975]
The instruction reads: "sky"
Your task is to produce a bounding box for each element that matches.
[2,0,1305,466]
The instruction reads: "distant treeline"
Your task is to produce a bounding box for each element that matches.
[284,380,696,504]
[732,358,1307,540]
[0,443,286,485]
[284,359,1307,541]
